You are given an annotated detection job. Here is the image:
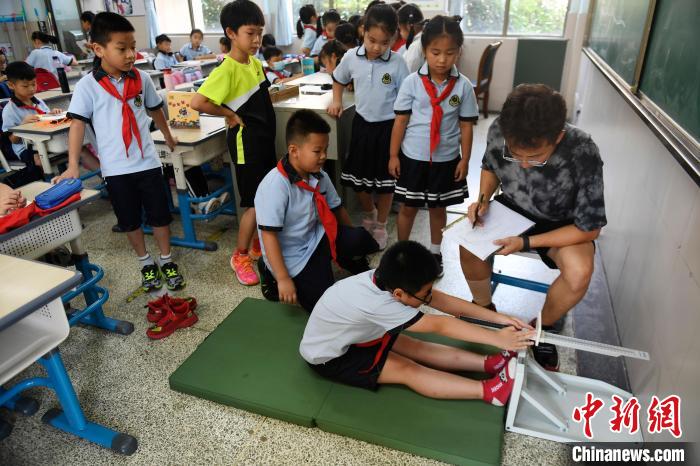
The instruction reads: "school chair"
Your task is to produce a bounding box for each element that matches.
[34,68,60,92]
[472,41,502,119]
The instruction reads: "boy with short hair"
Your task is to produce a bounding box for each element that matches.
[191,0,277,286]
[2,62,99,182]
[153,34,181,70]
[255,109,379,312]
[262,46,290,84]
[179,29,215,61]
[219,36,231,54]
[301,240,535,404]
[460,84,607,371]
[54,12,185,292]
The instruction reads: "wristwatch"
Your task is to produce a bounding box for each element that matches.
[519,234,530,252]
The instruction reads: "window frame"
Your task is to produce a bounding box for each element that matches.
[460,0,572,38]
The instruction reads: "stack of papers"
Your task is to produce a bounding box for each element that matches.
[442,200,535,260]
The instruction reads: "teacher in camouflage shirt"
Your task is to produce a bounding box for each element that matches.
[460,84,606,371]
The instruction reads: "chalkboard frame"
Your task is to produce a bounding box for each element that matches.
[581,0,700,187]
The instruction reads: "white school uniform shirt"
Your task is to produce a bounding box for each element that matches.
[299,270,423,364]
[153,52,178,70]
[301,26,318,51]
[403,32,424,73]
[26,46,73,77]
[310,33,328,56]
[179,43,212,61]
[394,63,479,163]
[67,67,163,177]
[1,96,50,157]
[255,157,342,278]
[332,45,409,122]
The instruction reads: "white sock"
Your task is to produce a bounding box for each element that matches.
[375,220,387,231]
[138,253,154,267]
[159,253,173,266]
[429,243,441,255]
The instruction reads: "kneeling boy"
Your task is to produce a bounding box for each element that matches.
[255,109,379,312]
[300,241,535,405]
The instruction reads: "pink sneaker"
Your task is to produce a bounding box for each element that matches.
[230,251,259,286]
[249,239,262,261]
[482,358,517,406]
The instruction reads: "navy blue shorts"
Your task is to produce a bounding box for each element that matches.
[104,167,172,232]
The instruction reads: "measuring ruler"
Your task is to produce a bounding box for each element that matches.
[460,314,650,361]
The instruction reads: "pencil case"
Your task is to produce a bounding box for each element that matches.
[35,178,83,210]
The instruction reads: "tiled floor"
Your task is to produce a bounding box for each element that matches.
[0,115,608,465]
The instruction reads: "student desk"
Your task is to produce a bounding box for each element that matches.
[174,58,219,78]
[0,254,137,454]
[9,119,72,177]
[151,116,235,251]
[0,182,133,335]
[36,88,74,111]
[273,82,355,186]
[134,58,153,71]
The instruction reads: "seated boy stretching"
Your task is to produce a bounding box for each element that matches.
[54,12,184,292]
[2,62,100,182]
[460,84,607,371]
[300,240,535,404]
[255,109,379,312]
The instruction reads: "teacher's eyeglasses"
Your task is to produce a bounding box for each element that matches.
[502,143,550,167]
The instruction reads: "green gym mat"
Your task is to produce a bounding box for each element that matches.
[170,298,505,465]
[169,298,333,426]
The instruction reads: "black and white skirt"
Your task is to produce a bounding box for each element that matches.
[340,113,396,193]
[394,153,469,207]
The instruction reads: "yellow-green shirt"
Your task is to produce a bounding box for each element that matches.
[197,55,276,164]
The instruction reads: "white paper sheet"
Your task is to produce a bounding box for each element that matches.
[442,200,535,260]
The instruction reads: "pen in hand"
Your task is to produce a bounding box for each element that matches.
[473,193,484,229]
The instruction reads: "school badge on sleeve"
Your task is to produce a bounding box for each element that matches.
[382,73,392,84]
[133,94,143,108]
[449,95,461,107]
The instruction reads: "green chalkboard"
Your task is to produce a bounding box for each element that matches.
[587,0,651,85]
[639,0,700,142]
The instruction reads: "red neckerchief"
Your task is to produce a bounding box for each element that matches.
[18,103,46,115]
[391,37,406,52]
[265,67,285,80]
[276,159,338,261]
[420,73,457,163]
[96,71,144,158]
[304,24,317,31]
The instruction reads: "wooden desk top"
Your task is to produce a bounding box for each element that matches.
[0,255,82,330]
[9,118,72,136]
[151,116,225,146]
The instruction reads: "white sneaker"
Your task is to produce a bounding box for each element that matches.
[197,198,221,215]
[362,209,378,233]
[218,191,231,206]
[372,226,388,250]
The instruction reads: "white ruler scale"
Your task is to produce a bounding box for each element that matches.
[460,312,650,361]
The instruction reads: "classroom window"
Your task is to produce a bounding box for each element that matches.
[154,0,193,34]
[191,0,229,33]
[290,0,364,23]
[463,0,569,36]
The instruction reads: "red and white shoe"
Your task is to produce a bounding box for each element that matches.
[484,350,517,375]
[482,358,517,406]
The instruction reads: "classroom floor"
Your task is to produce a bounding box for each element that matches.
[0,115,603,465]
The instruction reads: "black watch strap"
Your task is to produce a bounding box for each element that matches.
[520,234,530,251]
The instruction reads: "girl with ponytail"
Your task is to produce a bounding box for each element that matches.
[26,31,77,79]
[297,4,319,56]
[396,4,425,55]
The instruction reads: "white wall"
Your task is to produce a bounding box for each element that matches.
[575,53,700,448]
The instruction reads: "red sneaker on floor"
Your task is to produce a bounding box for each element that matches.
[482,358,517,406]
[145,294,197,323]
[146,307,198,340]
